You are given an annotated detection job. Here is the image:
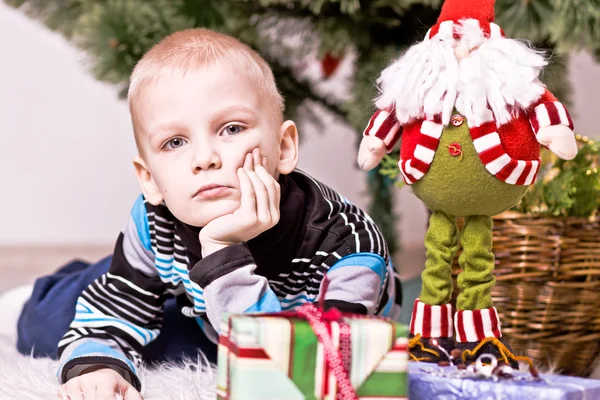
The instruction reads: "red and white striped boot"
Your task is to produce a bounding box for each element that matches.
[408,299,455,363]
[454,307,520,369]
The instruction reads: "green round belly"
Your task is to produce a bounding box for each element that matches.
[411,118,528,217]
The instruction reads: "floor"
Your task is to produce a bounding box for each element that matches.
[0,245,113,292]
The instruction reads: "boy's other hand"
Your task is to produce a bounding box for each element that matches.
[58,367,142,400]
[199,148,281,257]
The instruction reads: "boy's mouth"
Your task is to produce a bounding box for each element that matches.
[193,184,232,199]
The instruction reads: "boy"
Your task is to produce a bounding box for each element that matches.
[16,28,402,399]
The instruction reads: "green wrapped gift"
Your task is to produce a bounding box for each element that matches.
[217,305,408,400]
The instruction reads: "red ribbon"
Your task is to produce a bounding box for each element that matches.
[295,276,358,400]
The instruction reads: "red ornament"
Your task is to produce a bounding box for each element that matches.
[321,52,341,78]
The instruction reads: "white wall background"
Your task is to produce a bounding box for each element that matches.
[1,2,599,250]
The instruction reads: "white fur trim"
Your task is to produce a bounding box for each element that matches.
[414,144,436,164]
[473,132,501,153]
[505,160,527,185]
[524,160,539,185]
[485,154,511,175]
[421,120,444,139]
[462,19,481,32]
[489,23,502,38]
[424,28,432,40]
[438,20,454,37]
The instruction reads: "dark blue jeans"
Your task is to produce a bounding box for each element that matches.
[16,256,217,365]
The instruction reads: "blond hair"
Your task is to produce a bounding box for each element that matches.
[128,28,284,149]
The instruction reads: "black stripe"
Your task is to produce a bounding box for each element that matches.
[323,299,368,315]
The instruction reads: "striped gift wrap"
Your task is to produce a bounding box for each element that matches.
[217,313,408,400]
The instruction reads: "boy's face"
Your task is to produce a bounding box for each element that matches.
[132,63,293,227]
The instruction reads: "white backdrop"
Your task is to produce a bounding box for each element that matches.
[1,2,599,249]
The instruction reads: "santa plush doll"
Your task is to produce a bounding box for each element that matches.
[359,0,577,367]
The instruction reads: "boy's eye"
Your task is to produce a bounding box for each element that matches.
[163,137,187,150]
[222,125,245,136]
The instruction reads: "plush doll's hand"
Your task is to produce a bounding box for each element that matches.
[536,125,578,160]
[358,135,387,171]
[199,149,280,258]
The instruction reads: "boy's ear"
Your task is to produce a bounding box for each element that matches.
[277,120,299,175]
[133,156,163,205]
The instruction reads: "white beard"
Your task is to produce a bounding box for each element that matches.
[374,22,548,127]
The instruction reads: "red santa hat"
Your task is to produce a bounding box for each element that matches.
[427,0,504,40]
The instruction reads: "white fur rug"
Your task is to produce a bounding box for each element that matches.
[0,286,217,400]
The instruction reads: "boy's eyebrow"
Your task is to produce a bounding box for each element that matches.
[148,122,187,140]
[212,105,256,122]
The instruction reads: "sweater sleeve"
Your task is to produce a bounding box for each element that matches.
[528,89,574,134]
[189,242,282,333]
[363,108,403,153]
[321,252,389,315]
[57,195,166,391]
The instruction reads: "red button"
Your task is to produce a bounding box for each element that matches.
[448,142,462,157]
[451,114,464,126]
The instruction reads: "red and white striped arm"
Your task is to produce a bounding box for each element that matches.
[409,299,453,338]
[454,307,502,343]
[529,90,574,134]
[363,109,402,153]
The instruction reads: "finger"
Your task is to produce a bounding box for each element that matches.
[123,385,144,400]
[95,383,119,400]
[57,384,72,400]
[237,168,256,214]
[245,162,270,223]
[255,157,279,223]
[264,158,281,207]
[243,152,253,171]
[253,148,262,166]
[58,382,83,400]
[79,378,98,397]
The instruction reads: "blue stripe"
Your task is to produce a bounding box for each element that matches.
[328,253,387,296]
[59,341,137,378]
[155,264,172,272]
[73,316,155,344]
[130,194,152,252]
[156,256,174,264]
[244,289,282,313]
[280,294,314,304]
[381,292,394,317]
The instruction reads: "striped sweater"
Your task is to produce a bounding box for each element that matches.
[56,170,402,390]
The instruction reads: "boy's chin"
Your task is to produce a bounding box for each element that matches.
[182,201,240,228]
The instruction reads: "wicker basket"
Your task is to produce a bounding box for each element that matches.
[451,211,600,377]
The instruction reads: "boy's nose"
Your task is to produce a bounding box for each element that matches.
[191,143,221,172]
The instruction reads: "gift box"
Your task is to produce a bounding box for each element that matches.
[409,363,600,400]
[216,304,409,400]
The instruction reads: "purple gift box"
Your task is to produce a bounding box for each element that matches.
[409,362,600,400]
